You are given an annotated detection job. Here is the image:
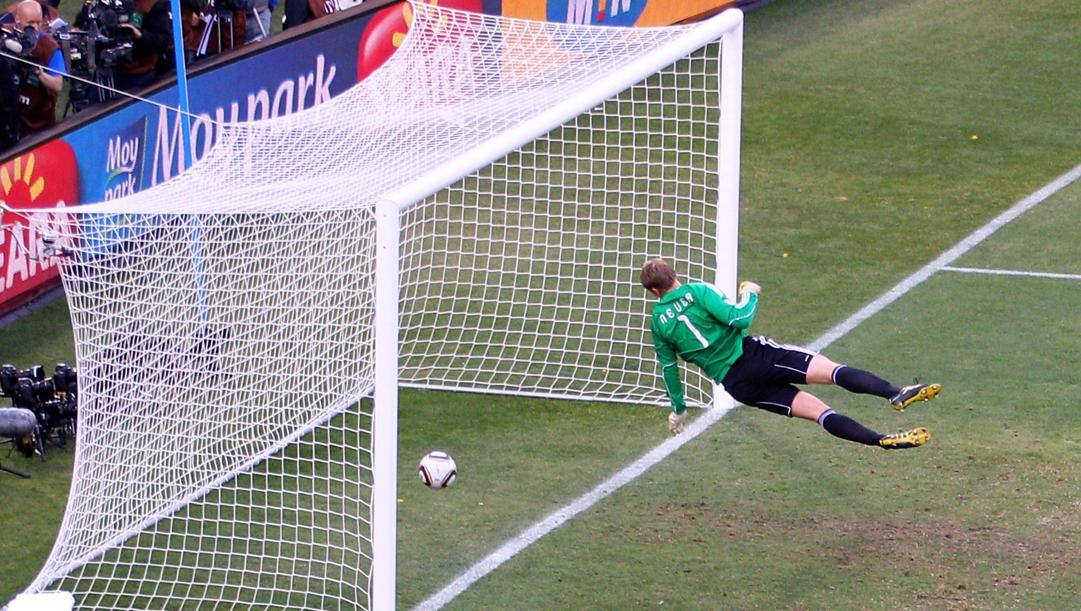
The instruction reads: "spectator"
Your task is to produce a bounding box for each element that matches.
[283,0,337,30]
[245,0,276,43]
[6,0,64,135]
[0,55,20,148]
[114,0,173,91]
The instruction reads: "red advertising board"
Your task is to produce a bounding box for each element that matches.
[0,140,79,307]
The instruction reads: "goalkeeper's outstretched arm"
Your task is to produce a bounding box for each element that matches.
[653,333,688,435]
[695,281,760,330]
[663,363,687,435]
[653,328,686,411]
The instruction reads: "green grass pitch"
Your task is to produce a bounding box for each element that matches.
[3,0,1080,607]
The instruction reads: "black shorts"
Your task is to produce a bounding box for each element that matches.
[720,336,818,417]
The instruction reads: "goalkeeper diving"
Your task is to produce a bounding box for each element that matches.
[641,258,940,449]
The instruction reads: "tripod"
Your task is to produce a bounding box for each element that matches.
[0,460,30,479]
[64,68,117,116]
[196,7,241,58]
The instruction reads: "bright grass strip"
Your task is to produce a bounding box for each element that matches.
[808,162,1081,353]
[415,160,1081,611]
[942,266,1081,282]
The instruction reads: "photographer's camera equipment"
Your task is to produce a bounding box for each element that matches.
[0,24,36,56]
[0,407,36,477]
[61,0,136,113]
[194,0,253,57]
[0,362,79,466]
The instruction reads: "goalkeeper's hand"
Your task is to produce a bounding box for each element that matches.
[668,410,686,436]
[738,280,761,299]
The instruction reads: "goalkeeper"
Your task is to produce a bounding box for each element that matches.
[641,258,940,449]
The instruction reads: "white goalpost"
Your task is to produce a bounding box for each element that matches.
[6,3,743,609]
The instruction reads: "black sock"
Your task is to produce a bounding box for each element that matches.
[818,410,882,446]
[832,365,900,399]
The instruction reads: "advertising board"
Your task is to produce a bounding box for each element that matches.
[0,0,738,311]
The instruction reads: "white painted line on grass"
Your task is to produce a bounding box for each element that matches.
[416,161,1081,611]
[809,162,1081,352]
[413,401,736,611]
[942,266,1081,282]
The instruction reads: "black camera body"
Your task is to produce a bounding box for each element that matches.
[1,363,79,455]
[0,25,41,86]
[76,0,137,40]
[59,0,136,111]
[0,26,37,59]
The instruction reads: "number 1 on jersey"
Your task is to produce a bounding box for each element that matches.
[677,314,709,348]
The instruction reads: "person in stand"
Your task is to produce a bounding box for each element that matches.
[113,0,173,91]
[0,54,21,148]
[6,0,63,136]
[282,0,336,30]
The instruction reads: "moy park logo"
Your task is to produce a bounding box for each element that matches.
[104,118,149,200]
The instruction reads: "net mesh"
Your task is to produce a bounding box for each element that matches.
[399,49,721,403]
[22,3,734,608]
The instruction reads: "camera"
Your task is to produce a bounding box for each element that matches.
[75,0,136,40]
[60,0,136,112]
[0,24,40,89]
[0,25,37,59]
[1,363,79,456]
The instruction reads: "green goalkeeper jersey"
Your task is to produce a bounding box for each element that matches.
[650,282,759,413]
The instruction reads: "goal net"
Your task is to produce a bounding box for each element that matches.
[12,3,743,609]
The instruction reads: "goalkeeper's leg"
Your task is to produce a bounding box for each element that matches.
[805,354,941,411]
[790,391,930,450]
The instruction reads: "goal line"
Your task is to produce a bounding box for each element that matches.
[417,160,1081,610]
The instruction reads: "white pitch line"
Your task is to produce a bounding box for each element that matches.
[413,401,736,611]
[943,266,1081,282]
[809,162,1081,352]
[416,161,1081,611]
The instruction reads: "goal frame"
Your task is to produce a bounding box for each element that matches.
[371,8,743,609]
[4,8,744,610]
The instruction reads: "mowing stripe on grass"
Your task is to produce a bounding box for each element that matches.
[414,401,736,611]
[809,162,1081,353]
[942,266,1081,282]
[416,161,1081,611]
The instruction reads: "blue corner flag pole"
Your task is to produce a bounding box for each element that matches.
[166,0,205,325]
[168,0,192,154]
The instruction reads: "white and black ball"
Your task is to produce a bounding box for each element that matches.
[417,450,457,489]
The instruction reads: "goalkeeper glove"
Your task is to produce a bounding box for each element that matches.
[738,280,761,299]
[668,410,686,436]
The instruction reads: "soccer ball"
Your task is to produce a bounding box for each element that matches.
[418,451,457,489]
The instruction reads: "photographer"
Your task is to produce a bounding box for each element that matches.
[0,54,19,148]
[283,0,337,30]
[245,0,273,43]
[113,0,172,91]
[4,0,64,135]
[182,0,252,59]
[2,0,60,27]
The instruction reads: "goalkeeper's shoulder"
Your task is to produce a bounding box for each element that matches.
[685,280,758,305]
[686,281,730,302]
